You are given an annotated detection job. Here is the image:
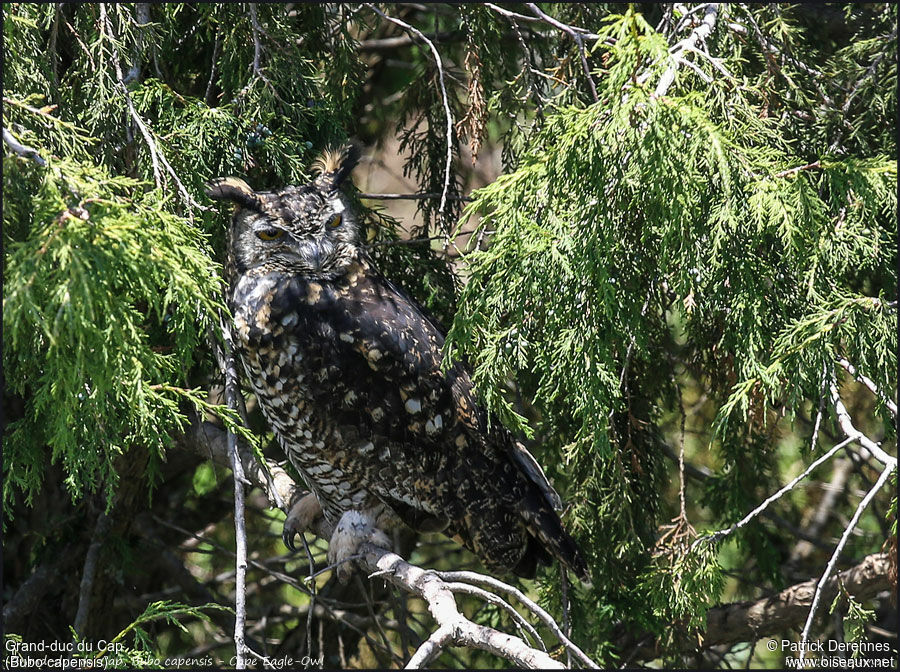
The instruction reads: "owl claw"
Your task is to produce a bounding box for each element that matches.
[327,510,391,583]
[282,492,323,552]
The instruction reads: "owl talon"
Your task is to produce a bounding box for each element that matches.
[327,510,391,583]
[282,492,323,552]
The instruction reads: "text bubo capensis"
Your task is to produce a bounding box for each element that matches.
[207,148,589,583]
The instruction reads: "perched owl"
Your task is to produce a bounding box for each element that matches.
[206,148,589,583]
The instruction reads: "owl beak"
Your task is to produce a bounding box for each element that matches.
[295,240,322,271]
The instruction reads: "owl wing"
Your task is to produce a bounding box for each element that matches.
[271,261,555,524]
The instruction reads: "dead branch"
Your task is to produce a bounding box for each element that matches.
[798,465,896,660]
[654,3,721,97]
[3,127,47,166]
[693,436,855,549]
[100,4,201,211]
[359,191,472,201]
[830,379,896,467]
[837,357,897,417]
[363,546,564,669]
[217,317,252,669]
[73,512,112,636]
[621,553,892,659]
[358,31,460,52]
[524,3,598,102]
[364,4,454,220]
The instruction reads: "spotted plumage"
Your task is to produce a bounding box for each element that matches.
[206,148,590,582]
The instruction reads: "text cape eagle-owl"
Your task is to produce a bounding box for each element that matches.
[206,149,590,584]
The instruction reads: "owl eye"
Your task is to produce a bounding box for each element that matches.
[328,213,342,228]
[256,227,285,241]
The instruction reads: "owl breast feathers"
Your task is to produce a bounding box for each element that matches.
[207,149,590,583]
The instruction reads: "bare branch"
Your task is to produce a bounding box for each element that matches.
[358,31,459,52]
[359,191,471,202]
[730,7,823,78]
[249,3,262,75]
[3,127,47,166]
[218,317,251,669]
[525,3,598,102]
[655,4,721,98]
[100,4,201,211]
[362,546,565,669]
[433,570,599,668]
[365,4,454,220]
[798,465,896,660]
[484,3,600,40]
[74,512,112,636]
[622,553,891,658]
[837,358,897,417]
[775,160,822,178]
[830,380,897,467]
[694,437,855,549]
[443,581,545,652]
[205,32,221,106]
[406,623,454,669]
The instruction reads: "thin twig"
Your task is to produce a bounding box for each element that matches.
[300,533,316,661]
[484,3,600,40]
[693,437,855,549]
[205,32,221,106]
[100,4,201,211]
[731,6,823,79]
[775,160,822,178]
[677,382,688,519]
[839,29,895,114]
[359,191,471,201]
[220,315,249,669]
[611,291,653,420]
[525,3,598,102]
[560,568,572,667]
[248,3,264,76]
[358,31,459,52]
[798,463,896,660]
[365,4,454,219]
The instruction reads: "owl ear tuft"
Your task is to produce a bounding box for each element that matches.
[204,177,262,210]
[312,144,360,191]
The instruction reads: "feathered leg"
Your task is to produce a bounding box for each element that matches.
[327,510,391,583]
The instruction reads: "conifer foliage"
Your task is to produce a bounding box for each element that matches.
[3,3,896,669]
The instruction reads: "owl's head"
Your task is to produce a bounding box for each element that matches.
[207,146,361,279]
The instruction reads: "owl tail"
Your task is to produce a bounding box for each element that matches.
[525,502,592,585]
[509,441,591,584]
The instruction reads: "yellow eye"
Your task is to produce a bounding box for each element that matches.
[328,214,342,228]
[256,227,285,241]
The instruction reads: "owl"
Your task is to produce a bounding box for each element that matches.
[206,147,589,583]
